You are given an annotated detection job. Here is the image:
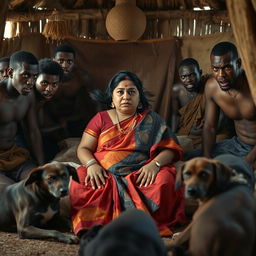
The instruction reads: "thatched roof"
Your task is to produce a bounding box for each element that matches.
[4,0,230,41]
[7,0,228,22]
[8,0,227,12]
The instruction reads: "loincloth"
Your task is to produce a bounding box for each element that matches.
[0,145,30,171]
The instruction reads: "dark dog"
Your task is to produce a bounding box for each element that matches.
[0,161,79,244]
[170,156,256,256]
[79,209,167,256]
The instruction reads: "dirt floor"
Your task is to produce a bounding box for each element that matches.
[0,231,175,256]
[0,231,80,256]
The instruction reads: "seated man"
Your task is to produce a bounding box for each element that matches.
[201,42,256,170]
[0,51,44,184]
[44,44,97,140]
[34,58,64,161]
[172,58,234,150]
[0,57,9,81]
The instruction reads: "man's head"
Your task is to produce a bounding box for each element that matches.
[9,51,38,95]
[0,57,10,81]
[36,58,63,100]
[210,42,241,91]
[80,209,166,256]
[178,58,202,92]
[53,45,75,78]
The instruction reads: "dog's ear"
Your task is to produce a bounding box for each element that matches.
[66,165,80,183]
[175,162,185,190]
[211,160,232,192]
[24,167,43,186]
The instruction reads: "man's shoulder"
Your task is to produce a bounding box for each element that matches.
[26,90,36,104]
[74,68,93,83]
[172,83,186,99]
[201,74,211,84]
[0,80,11,100]
[204,76,218,91]
[172,83,183,92]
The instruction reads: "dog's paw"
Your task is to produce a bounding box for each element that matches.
[59,233,79,244]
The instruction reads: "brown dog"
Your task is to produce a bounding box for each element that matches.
[0,161,79,244]
[170,157,256,256]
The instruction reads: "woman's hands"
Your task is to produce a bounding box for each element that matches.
[136,161,160,187]
[85,164,108,189]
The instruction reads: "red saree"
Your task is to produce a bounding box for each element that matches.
[70,110,186,236]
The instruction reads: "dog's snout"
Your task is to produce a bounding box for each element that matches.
[60,188,68,196]
[186,187,198,198]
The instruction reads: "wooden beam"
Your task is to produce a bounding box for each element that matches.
[6,9,229,23]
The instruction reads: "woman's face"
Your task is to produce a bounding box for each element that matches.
[112,80,140,115]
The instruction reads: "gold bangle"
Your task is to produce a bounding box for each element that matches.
[84,159,97,168]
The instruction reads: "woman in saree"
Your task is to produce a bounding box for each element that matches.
[70,70,186,237]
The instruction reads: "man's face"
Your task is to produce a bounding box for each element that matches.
[179,65,201,92]
[36,73,60,100]
[53,52,75,77]
[211,52,240,91]
[0,61,9,81]
[10,62,38,95]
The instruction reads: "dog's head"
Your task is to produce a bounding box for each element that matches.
[25,161,80,198]
[175,157,233,200]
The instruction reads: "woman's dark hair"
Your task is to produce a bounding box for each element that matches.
[90,71,150,112]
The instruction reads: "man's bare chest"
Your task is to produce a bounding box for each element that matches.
[0,97,30,123]
[218,94,256,120]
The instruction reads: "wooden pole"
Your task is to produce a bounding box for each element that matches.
[226,0,256,105]
[0,0,9,51]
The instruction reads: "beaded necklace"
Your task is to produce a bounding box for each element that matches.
[115,110,137,134]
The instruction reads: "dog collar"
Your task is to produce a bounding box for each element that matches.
[230,169,248,185]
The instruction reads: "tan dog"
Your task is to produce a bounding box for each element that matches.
[0,161,79,244]
[170,157,256,256]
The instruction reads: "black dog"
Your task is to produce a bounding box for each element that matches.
[0,161,79,243]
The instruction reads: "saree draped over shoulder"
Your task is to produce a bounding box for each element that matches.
[70,110,186,236]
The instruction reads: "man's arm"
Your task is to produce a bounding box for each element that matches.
[202,81,220,158]
[244,145,256,170]
[25,92,45,165]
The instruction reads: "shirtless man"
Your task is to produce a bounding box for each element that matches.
[0,57,9,81]
[34,58,63,161]
[0,51,44,184]
[172,58,203,133]
[172,58,233,150]
[44,44,96,140]
[202,41,256,168]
